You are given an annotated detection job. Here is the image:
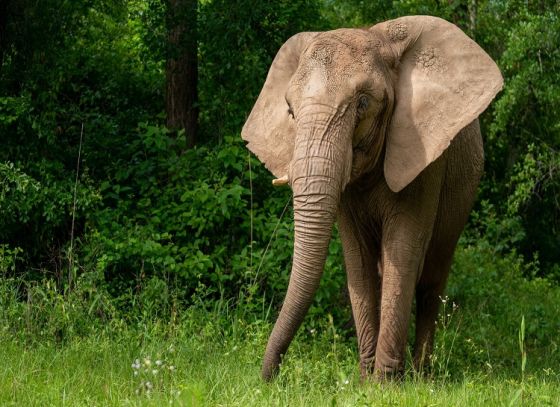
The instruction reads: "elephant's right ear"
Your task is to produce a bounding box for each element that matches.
[242,32,320,178]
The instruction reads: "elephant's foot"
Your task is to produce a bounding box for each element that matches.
[359,356,375,380]
[412,344,433,376]
[373,366,404,382]
[373,353,405,382]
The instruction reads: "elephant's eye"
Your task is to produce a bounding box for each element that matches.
[287,106,294,119]
[357,95,369,117]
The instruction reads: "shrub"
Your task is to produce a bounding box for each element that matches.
[441,242,560,376]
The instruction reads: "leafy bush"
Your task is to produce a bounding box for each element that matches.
[0,159,100,279]
[0,2,161,279]
[483,8,560,270]
[83,123,348,320]
[86,125,277,306]
[198,0,327,139]
[0,271,120,343]
[443,242,560,376]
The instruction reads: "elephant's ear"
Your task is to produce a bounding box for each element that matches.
[372,16,503,192]
[241,32,320,178]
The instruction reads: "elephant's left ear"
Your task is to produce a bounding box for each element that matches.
[242,32,320,179]
[371,16,503,192]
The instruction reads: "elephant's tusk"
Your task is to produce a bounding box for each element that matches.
[272,175,289,186]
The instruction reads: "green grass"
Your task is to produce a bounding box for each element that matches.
[1,308,559,406]
[1,245,560,406]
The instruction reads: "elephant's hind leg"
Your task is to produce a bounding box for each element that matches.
[338,204,380,378]
[413,240,455,372]
[413,199,475,372]
[414,121,484,372]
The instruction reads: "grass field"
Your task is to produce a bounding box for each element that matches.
[2,246,560,406]
[2,307,559,406]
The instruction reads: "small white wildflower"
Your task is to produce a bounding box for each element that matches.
[145,381,153,390]
[152,369,158,375]
[144,358,151,367]
[169,365,175,371]
[344,379,349,385]
[133,371,138,376]
[155,360,163,366]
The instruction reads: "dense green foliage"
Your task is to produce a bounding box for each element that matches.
[0,2,559,402]
[0,0,349,317]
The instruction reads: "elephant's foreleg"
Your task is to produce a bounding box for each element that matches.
[338,206,380,377]
[373,153,445,379]
[375,235,427,378]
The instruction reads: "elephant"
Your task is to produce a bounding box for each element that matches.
[241,15,503,381]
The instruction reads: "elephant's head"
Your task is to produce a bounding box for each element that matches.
[242,16,502,380]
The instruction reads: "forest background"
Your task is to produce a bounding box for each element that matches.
[0,0,559,404]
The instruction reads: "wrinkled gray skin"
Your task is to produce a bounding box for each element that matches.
[242,16,503,381]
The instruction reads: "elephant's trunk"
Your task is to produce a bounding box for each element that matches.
[261,108,351,381]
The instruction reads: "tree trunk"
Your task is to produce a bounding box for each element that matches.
[0,0,10,69]
[166,0,198,148]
